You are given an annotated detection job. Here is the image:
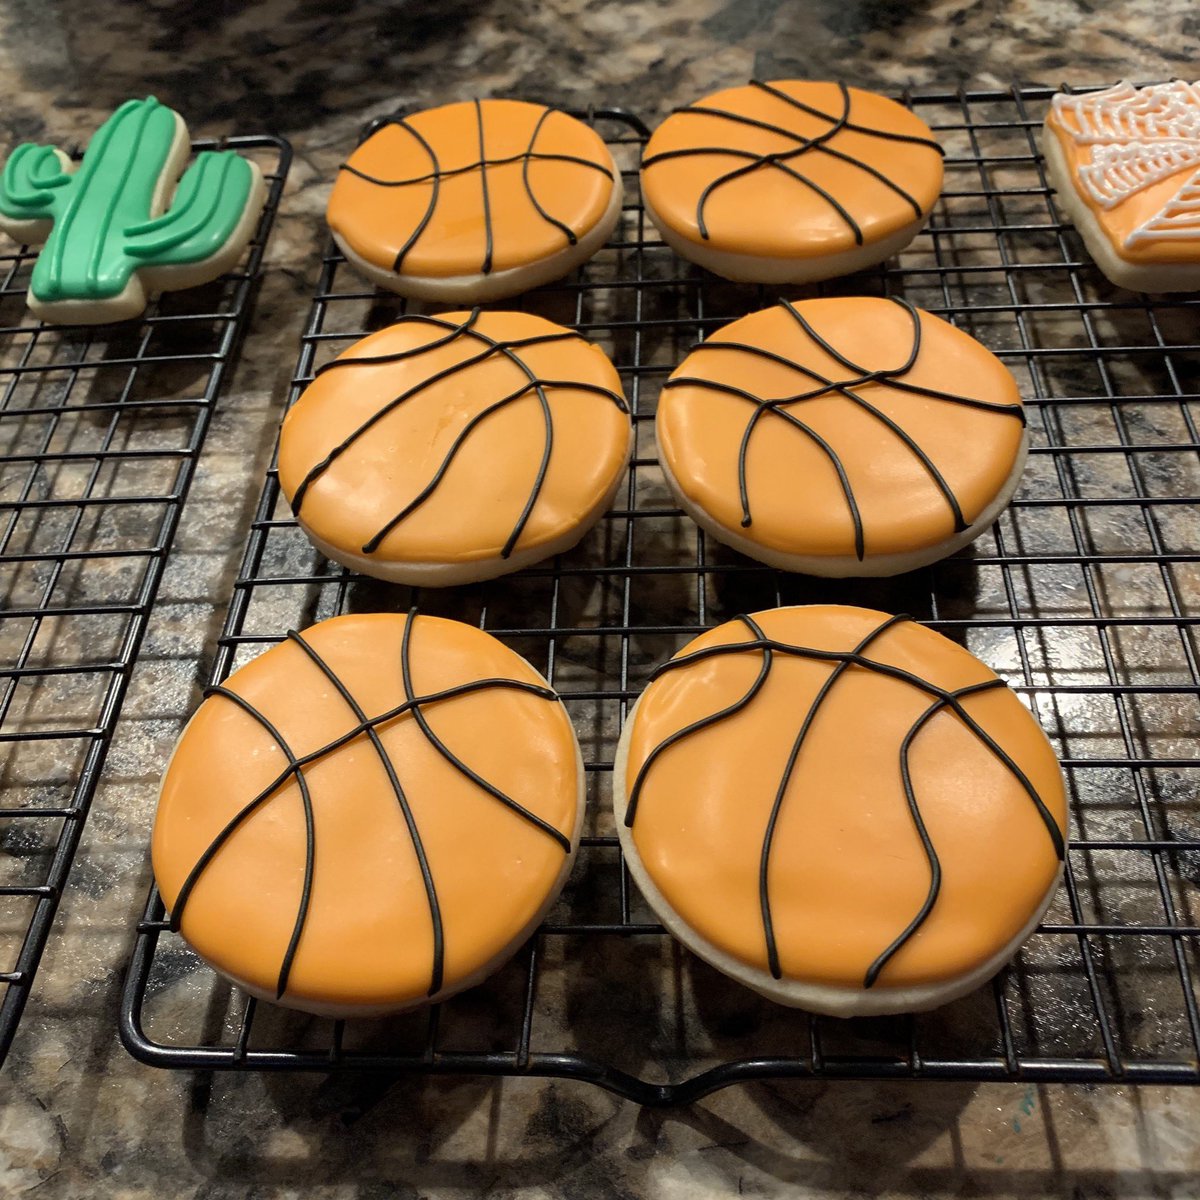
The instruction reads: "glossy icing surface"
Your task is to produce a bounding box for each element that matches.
[656,296,1025,561]
[623,605,1067,990]
[152,612,581,1010]
[1046,81,1200,263]
[0,96,257,302]
[278,310,629,567]
[326,98,618,278]
[641,80,943,259]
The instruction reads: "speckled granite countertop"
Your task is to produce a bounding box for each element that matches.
[3,1,1200,1196]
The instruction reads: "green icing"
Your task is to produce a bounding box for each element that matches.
[0,97,257,303]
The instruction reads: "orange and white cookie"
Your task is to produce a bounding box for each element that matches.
[152,611,584,1017]
[613,605,1067,1016]
[327,99,622,301]
[1043,80,1200,291]
[640,80,943,283]
[279,309,632,586]
[656,296,1027,576]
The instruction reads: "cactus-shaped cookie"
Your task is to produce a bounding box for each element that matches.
[0,97,265,324]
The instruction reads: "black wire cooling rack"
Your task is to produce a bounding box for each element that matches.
[0,132,291,1067]
[121,87,1200,1103]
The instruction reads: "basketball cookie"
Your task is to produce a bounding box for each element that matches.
[613,605,1068,1016]
[640,80,943,283]
[278,309,631,586]
[327,99,622,301]
[655,295,1027,576]
[0,97,265,324]
[152,611,585,1017]
[1043,80,1200,291]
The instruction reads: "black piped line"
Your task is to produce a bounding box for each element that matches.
[363,376,627,556]
[671,374,864,556]
[645,630,1065,854]
[285,629,446,997]
[680,333,1028,418]
[399,610,573,854]
[312,308,484,378]
[624,613,772,827]
[342,150,611,189]
[370,116,441,273]
[750,79,944,152]
[863,678,1007,988]
[758,613,909,979]
[291,313,573,512]
[474,99,494,274]
[167,685,315,1001]
[522,106,581,247]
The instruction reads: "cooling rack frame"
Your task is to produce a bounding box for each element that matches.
[0,130,292,1067]
[120,88,1200,1103]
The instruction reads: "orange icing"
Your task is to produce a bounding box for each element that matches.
[278,310,630,569]
[623,606,1067,990]
[1045,82,1200,265]
[656,296,1024,561]
[326,99,617,278]
[641,81,943,259]
[152,612,581,1011]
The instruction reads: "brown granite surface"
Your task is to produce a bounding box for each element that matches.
[2,1,1200,1196]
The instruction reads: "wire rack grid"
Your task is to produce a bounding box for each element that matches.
[121,87,1200,1105]
[0,132,291,1066]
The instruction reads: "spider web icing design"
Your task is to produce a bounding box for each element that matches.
[1052,80,1200,246]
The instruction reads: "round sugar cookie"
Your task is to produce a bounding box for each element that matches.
[655,295,1028,576]
[613,605,1068,1016]
[640,80,943,283]
[152,611,585,1017]
[278,309,632,586]
[327,99,622,301]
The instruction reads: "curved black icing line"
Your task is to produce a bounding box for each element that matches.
[369,115,441,273]
[167,611,571,1000]
[627,614,1065,988]
[473,99,494,275]
[641,80,943,243]
[312,308,484,378]
[862,677,1006,988]
[167,685,315,1000]
[522,105,582,247]
[624,613,772,828]
[750,79,944,152]
[758,612,909,979]
[364,375,627,556]
[284,629,446,996]
[337,103,614,272]
[662,295,1025,560]
[292,310,627,561]
[671,375,866,558]
[341,149,613,190]
[399,609,573,856]
[779,297,964,534]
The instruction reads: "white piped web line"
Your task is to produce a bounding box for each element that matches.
[1052,80,1200,248]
